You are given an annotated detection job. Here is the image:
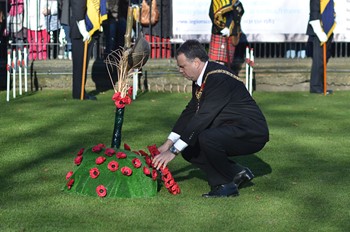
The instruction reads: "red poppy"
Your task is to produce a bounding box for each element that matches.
[164,179,175,189]
[66,171,73,180]
[96,185,107,197]
[169,183,181,194]
[74,156,83,166]
[95,156,106,165]
[124,143,131,151]
[121,166,133,176]
[113,93,132,108]
[66,179,74,190]
[115,100,125,108]
[92,143,105,152]
[161,167,170,175]
[138,150,149,157]
[123,95,132,105]
[97,143,106,148]
[162,173,173,183]
[77,148,84,156]
[112,92,121,102]
[104,148,115,157]
[116,152,127,159]
[143,166,151,175]
[89,167,100,179]
[132,158,142,168]
[108,161,119,172]
[127,86,133,96]
[132,151,140,155]
[144,156,152,167]
[152,169,158,181]
[147,144,160,158]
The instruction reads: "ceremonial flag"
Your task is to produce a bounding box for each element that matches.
[320,0,336,39]
[85,0,107,36]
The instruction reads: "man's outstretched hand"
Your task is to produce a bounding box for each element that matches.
[152,151,176,170]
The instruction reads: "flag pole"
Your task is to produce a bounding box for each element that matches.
[80,40,88,100]
[323,43,327,96]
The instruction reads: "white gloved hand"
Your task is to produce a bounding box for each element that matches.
[309,20,328,42]
[220,27,230,37]
[77,20,90,42]
[59,27,66,45]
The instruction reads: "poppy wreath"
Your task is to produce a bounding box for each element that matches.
[64,143,180,198]
[147,145,181,195]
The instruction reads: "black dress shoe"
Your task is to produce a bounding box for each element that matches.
[310,89,333,95]
[202,181,239,198]
[84,94,97,100]
[233,167,254,188]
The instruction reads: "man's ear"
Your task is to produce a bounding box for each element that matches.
[194,58,201,68]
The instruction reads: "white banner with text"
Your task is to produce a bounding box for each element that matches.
[172,0,350,42]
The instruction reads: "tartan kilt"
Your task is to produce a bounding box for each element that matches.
[208,34,236,64]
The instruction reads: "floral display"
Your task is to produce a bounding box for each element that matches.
[64,143,181,198]
[63,46,180,198]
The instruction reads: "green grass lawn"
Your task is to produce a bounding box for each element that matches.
[0,89,349,232]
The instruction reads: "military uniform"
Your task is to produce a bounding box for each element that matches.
[208,0,244,65]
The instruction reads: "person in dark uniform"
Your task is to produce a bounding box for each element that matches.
[306,0,336,94]
[104,0,128,55]
[208,0,244,67]
[70,0,96,100]
[152,40,269,198]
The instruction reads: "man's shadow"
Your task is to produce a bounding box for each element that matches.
[91,58,116,93]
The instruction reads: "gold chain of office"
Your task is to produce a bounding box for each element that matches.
[195,69,242,100]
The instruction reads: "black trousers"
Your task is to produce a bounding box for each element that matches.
[71,38,94,99]
[182,126,266,187]
[309,34,333,92]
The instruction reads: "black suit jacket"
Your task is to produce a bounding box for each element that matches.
[172,61,269,146]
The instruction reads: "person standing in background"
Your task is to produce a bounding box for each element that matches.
[104,0,128,56]
[24,0,55,60]
[141,0,172,59]
[69,0,94,100]
[306,0,336,94]
[58,0,72,60]
[42,0,60,59]
[208,0,244,68]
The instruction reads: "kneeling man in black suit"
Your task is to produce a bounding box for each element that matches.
[153,40,269,198]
